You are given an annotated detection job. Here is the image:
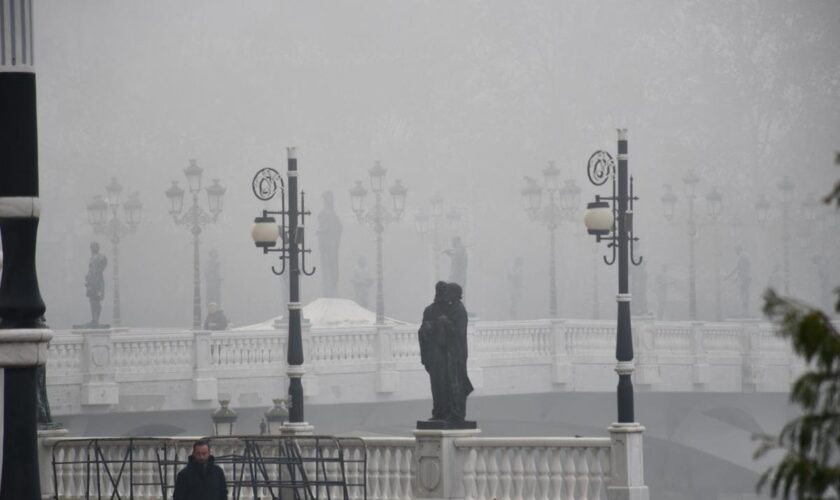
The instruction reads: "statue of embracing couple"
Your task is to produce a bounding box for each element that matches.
[417,281,475,429]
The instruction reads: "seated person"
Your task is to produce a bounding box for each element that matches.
[204,302,229,331]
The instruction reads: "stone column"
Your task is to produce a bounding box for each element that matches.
[192,330,217,400]
[739,319,763,392]
[300,318,318,398]
[375,325,398,393]
[37,427,67,500]
[550,318,571,386]
[690,320,709,388]
[413,429,480,500]
[78,328,118,406]
[632,315,659,389]
[607,423,650,500]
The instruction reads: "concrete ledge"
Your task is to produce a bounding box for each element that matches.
[0,329,52,366]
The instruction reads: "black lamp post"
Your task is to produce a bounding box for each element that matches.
[87,179,143,327]
[0,3,52,496]
[660,172,723,320]
[350,162,408,325]
[583,129,642,424]
[250,147,316,426]
[521,162,581,318]
[165,161,226,330]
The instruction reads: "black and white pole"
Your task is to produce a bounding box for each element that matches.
[251,148,315,430]
[584,129,649,497]
[285,148,305,424]
[0,1,53,497]
[583,129,642,423]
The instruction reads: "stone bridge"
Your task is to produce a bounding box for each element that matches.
[46,316,798,418]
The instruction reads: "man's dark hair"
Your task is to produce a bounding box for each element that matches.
[193,439,211,451]
[447,282,463,301]
[434,281,448,301]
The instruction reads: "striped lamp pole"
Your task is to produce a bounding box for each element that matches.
[0,1,54,498]
[583,129,643,424]
[251,148,316,427]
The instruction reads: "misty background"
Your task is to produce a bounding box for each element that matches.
[32,0,839,330]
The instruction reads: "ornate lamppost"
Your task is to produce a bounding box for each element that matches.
[86,179,142,327]
[583,129,643,424]
[660,173,723,320]
[755,176,795,295]
[165,160,226,330]
[414,193,462,283]
[250,147,316,427]
[350,161,408,325]
[0,3,54,496]
[521,162,581,318]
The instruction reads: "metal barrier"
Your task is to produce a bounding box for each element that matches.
[51,436,367,500]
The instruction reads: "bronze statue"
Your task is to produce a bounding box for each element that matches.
[726,246,752,317]
[417,281,475,429]
[84,241,107,327]
[317,191,343,297]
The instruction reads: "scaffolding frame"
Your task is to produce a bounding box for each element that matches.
[51,435,367,500]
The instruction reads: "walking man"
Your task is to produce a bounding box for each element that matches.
[174,439,227,500]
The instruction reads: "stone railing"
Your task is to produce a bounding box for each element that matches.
[455,437,612,500]
[46,318,805,415]
[42,430,636,500]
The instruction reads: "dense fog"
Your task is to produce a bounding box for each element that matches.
[32,0,839,329]
[19,2,840,498]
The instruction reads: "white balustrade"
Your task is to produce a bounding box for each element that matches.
[45,435,628,500]
[455,438,611,500]
[44,319,805,415]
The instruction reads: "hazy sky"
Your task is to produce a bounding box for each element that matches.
[31,0,840,328]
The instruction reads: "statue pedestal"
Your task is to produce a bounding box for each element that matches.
[413,428,480,499]
[415,419,477,430]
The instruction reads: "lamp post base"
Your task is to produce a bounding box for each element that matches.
[280,422,314,436]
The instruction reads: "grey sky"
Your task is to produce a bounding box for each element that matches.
[32,0,840,328]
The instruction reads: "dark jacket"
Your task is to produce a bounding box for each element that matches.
[174,455,227,500]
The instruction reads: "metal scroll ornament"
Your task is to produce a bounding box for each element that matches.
[252,168,285,201]
[587,151,615,187]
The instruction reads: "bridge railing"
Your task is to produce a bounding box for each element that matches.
[42,433,622,500]
[46,318,805,412]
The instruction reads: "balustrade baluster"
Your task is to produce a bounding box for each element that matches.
[577,449,590,500]
[474,448,487,500]
[523,448,538,499]
[590,448,605,500]
[535,448,550,500]
[512,447,525,500]
[500,448,513,499]
[563,449,576,500]
[487,448,500,500]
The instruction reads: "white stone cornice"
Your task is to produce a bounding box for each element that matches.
[0,328,52,366]
[0,196,40,218]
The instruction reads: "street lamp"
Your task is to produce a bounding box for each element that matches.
[350,161,407,325]
[521,162,580,318]
[660,170,723,320]
[211,400,238,436]
[754,177,795,294]
[165,160,225,330]
[86,178,143,327]
[413,193,462,283]
[583,129,643,424]
[264,398,289,435]
[250,147,315,428]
